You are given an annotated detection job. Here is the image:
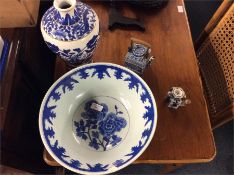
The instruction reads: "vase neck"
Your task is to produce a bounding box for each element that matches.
[53,0,77,25]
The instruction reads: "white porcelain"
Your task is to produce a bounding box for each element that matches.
[39,63,157,174]
[40,0,100,65]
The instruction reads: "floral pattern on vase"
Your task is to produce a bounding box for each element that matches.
[41,0,99,65]
[42,2,96,41]
[45,35,99,63]
[74,100,127,151]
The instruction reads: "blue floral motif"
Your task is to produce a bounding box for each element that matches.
[41,64,155,173]
[42,2,96,41]
[45,34,99,64]
[74,100,127,151]
[99,113,126,137]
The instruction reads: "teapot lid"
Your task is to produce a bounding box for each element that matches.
[41,0,98,41]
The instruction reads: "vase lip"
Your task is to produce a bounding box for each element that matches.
[53,0,76,12]
[42,0,99,41]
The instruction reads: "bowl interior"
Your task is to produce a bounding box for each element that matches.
[39,63,157,174]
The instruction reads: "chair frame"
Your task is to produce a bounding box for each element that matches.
[196,1,234,129]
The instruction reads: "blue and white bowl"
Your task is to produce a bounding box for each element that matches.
[39,63,157,174]
[41,0,99,65]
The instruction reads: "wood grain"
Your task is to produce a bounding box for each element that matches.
[44,0,216,165]
[0,29,22,130]
[0,0,40,28]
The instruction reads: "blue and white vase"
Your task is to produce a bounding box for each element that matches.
[41,0,100,65]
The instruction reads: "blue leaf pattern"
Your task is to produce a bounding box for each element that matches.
[140,92,148,103]
[43,104,56,125]
[70,159,82,168]
[52,140,69,159]
[141,128,152,139]
[114,69,123,79]
[113,159,125,167]
[143,105,154,126]
[42,65,155,172]
[87,163,109,172]
[44,127,55,138]
[124,76,139,93]
[91,66,111,79]
[57,76,79,93]
[126,141,144,157]
[51,91,61,101]
[78,68,89,79]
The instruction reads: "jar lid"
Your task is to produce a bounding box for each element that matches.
[41,1,97,41]
[132,44,148,57]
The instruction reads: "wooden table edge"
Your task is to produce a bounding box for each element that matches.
[43,147,216,167]
[182,0,217,162]
[133,154,216,164]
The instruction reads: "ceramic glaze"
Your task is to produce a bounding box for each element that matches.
[41,0,99,64]
[39,63,157,174]
[167,87,191,109]
[73,96,129,152]
[124,41,154,75]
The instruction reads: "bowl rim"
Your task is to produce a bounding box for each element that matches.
[39,62,157,174]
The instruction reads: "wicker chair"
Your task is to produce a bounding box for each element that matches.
[160,2,233,174]
[196,2,233,129]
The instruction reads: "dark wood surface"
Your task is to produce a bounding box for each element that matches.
[0,3,56,173]
[44,0,216,165]
[0,28,54,173]
[0,29,22,130]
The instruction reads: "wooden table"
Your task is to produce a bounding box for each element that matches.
[0,29,24,137]
[43,0,216,170]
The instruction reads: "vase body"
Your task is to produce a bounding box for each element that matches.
[41,0,99,65]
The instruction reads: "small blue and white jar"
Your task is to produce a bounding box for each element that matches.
[166,87,191,109]
[41,0,100,65]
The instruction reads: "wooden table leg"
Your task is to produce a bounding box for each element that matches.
[160,164,184,174]
[55,167,65,175]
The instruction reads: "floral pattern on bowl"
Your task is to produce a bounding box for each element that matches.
[39,63,157,174]
[74,100,127,151]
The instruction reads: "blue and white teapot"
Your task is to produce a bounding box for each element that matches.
[41,0,100,65]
